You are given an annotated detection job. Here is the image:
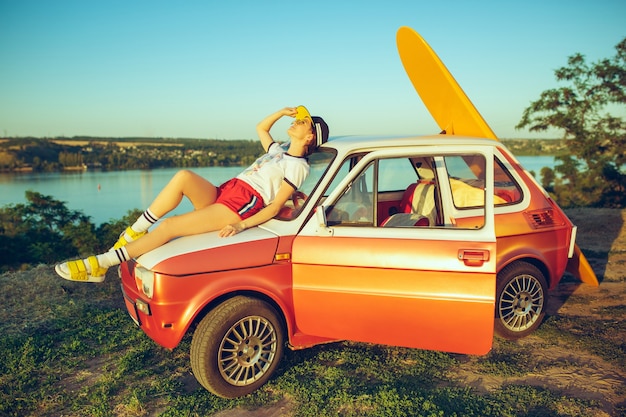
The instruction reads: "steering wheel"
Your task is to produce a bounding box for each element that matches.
[291,191,307,210]
[276,191,308,220]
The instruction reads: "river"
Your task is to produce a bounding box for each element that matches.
[0,156,558,225]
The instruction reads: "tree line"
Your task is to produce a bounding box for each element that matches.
[1,135,573,174]
[0,137,264,172]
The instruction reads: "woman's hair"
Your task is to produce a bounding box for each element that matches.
[309,116,329,155]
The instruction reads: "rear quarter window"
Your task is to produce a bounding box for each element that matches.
[444,155,522,208]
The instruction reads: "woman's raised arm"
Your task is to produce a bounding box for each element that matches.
[256,107,297,152]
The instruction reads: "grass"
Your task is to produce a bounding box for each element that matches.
[1,264,624,417]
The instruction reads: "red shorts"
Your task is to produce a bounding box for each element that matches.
[216,178,265,220]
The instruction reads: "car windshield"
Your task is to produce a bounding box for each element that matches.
[300,148,337,196]
[274,147,337,221]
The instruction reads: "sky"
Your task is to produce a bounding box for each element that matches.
[1,0,624,141]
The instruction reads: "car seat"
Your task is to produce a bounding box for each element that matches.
[382,180,437,227]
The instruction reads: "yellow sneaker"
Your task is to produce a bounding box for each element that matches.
[112,226,147,249]
[54,256,107,283]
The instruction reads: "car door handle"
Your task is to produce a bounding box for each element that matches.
[458,249,490,267]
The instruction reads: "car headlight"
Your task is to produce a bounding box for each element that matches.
[134,266,155,299]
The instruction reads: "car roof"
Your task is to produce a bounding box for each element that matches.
[320,134,505,154]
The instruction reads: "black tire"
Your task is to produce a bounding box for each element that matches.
[494,262,548,340]
[190,296,284,398]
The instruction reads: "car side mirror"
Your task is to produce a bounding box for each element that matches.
[315,206,333,236]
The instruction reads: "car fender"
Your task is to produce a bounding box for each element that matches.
[496,244,551,285]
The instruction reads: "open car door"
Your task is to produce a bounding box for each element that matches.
[291,146,498,355]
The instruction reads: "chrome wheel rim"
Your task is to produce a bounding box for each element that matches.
[498,274,544,332]
[218,316,278,386]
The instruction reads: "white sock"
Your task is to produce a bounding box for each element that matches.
[131,208,159,233]
[95,247,130,269]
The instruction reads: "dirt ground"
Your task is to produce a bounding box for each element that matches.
[453,281,626,417]
[566,208,626,283]
[216,208,626,417]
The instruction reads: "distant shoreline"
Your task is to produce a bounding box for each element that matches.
[1,136,567,174]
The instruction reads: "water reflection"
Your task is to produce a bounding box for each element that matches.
[1,166,241,224]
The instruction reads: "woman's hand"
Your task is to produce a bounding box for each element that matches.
[219,222,245,237]
[256,106,298,152]
[281,107,298,118]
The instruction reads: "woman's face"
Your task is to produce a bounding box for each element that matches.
[288,119,314,142]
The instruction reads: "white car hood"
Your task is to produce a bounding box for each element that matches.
[135,228,279,273]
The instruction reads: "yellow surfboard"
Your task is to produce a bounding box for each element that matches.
[566,244,599,286]
[396,26,497,139]
[396,26,598,286]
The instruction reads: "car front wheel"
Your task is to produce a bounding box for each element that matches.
[494,262,548,340]
[190,296,284,398]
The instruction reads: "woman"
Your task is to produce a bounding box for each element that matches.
[55,105,328,282]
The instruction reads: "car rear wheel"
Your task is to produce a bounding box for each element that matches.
[190,296,284,398]
[494,262,548,340]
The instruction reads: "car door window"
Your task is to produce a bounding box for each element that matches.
[377,158,418,192]
[324,153,498,230]
[326,155,441,228]
[327,161,374,225]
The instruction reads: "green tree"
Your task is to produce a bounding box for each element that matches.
[516,38,626,208]
[0,191,146,271]
[0,191,96,270]
[58,151,84,167]
[0,151,16,170]
[539,166,555,191]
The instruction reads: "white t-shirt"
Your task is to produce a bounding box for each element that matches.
[237,142,309,205]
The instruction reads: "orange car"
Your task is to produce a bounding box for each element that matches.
[120,134,583,397]
[120,27,595,398]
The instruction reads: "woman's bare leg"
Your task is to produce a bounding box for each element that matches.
[148,169,220,217]
[124,203,241,258]
[114,170,222,248]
